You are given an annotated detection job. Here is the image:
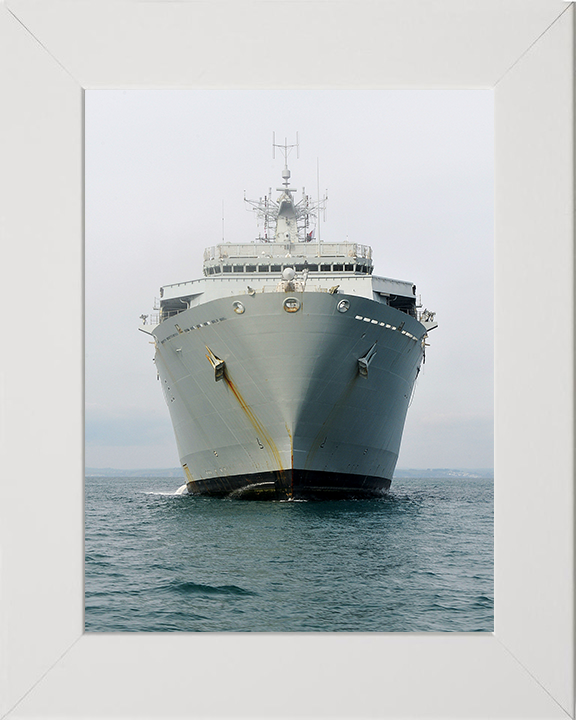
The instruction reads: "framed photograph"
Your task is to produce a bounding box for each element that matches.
[1,1,573,717]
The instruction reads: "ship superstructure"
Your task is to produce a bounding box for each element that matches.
[141,139,437,499]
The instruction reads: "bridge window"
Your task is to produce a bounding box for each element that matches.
[246,265,256,272]
[233,265,244,272]
[258,265,269,272]
[223,265,232,273]
[333,264,343,271]
[320,264,331,272]
[271,264,282,272]
[345,264,354,271]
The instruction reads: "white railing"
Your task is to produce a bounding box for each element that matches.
[140,313,162,326]
[203,242,372,262]
[161,278,202,291]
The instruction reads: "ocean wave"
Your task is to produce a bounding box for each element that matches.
[142,490,187,497]
[167,581,257,597]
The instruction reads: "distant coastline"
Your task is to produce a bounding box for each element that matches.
[85,467,494,479]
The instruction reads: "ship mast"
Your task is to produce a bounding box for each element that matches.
[272,133,299,251]
[244,135,328,248]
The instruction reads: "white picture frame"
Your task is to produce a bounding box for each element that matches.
[0,1,573,718]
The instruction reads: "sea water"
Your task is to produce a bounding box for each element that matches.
[85,475,493,632]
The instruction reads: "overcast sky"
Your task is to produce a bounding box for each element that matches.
[85,89,493,470]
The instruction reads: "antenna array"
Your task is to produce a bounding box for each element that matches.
[272,132,299,165]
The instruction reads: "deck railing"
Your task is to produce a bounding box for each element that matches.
[203,242,372,262]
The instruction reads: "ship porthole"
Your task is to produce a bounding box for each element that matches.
[283,297,300,313]
[233,301,245,314]
[337,299,350,313]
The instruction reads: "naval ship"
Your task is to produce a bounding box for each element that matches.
[140,139,437,499]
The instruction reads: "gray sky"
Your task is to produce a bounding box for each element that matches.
[85,89,493,470]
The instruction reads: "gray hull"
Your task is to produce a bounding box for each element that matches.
[153,291,424,499]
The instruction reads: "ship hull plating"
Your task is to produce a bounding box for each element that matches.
[153,291,425,499]
[187,469,391,500]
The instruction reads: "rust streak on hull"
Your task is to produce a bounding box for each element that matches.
[223,371,291,497]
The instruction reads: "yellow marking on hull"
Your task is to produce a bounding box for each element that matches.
[224,371,289,494]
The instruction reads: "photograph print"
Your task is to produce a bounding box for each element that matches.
[85,89,493,632]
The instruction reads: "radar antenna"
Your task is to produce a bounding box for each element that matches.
[272,132,299,188]
[272,132,299,163]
